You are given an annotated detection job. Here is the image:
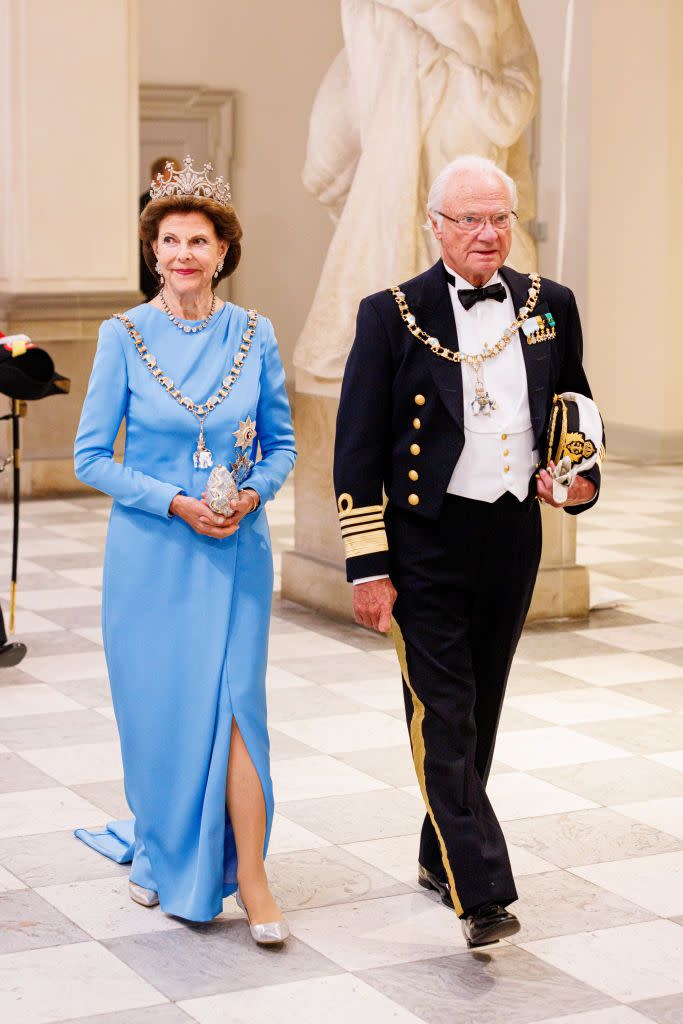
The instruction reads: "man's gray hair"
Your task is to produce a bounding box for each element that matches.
[426,155,518,228]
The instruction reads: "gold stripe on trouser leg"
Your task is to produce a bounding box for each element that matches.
[391,617,463,916]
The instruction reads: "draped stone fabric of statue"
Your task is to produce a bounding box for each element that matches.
[295,0,540,380]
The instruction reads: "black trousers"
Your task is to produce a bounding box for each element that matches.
[386,488,542,917]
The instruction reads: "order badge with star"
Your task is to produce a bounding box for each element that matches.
[230,417,257,485]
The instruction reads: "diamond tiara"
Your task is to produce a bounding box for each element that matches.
[149,155,232,206]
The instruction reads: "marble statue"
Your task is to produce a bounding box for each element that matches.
[295,0,540,380]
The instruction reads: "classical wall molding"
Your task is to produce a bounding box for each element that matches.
[0,290,142,342]
[139,84,235,173]
[0,290,141,321]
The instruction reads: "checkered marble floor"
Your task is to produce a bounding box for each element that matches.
[0,464,682,1024]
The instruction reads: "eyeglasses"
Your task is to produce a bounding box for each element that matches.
[434,210,518,232]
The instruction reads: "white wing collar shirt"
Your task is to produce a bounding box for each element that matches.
[445,262,538,502]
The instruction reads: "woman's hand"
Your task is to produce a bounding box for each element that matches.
[169,494,240,538]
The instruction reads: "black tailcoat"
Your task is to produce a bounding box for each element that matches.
[334,260,603,582]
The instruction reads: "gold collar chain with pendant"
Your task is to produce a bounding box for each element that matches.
[389,273,541,370]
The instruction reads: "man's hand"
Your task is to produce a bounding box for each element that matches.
[354,578,397,633]
[536,464,596,508]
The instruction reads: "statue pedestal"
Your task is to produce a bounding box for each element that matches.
[281,386,590,623]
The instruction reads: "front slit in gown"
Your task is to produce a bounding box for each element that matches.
[73,301,296,921]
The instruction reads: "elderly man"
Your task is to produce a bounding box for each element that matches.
[333,155,602,947]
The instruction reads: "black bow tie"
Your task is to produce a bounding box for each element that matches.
[447,274,507,311]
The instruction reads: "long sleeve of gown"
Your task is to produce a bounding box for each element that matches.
[74,318,183,517]
[244,320,297,505]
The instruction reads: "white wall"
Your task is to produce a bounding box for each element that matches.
[139,0,343,378]
[1,0,139,293]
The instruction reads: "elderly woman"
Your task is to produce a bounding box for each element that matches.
[73,157,296,942]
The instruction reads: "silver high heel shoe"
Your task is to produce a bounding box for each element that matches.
[128,881,159,907]
[235,892,289,945]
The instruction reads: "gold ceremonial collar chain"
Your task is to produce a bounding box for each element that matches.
[389,273,541,369]
[113,309,259,468]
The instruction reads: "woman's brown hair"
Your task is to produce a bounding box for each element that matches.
[139,196,242,289]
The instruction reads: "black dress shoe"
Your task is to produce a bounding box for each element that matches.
[461,903,520,948]
[0,642,26,668]
[418,863,454,909]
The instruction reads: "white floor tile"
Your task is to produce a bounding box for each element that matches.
[506,689,667,725]
[571,850,683,916]
[268,632,360,660]
[72,626,104,646]
[522,919,683,1002]
[0,940,166,1023]
[0,787,103,838]
[57,567,103,587]
[0,537,96,557]
[9,587,102,611]
[179,974,424,1024]
[540,653,681,687]
[612,796,683,840]
[653,555,683,570]
[625,598,683,624]
[287,892,465,971]
[648,750,683,773]
[487,773,596,820]
[342,834,420,885]
[636,574,683,596]
[507,843,556,876]
[93,705,116,720]
[494,727,630,770]
[0,684,83,718]
[266,665,314,690]
[0,863,26,891]
[47,522,107,540]
[575,622,683,652]
[327,679,404,712]
[272,711,407,754]
[20,741,123,785]
[20,651,108,683]
[273,755,388,803]
[576,546,637,565]
[268,813,332,854]
[37,875,184,940]
[535,1007,662,1024]
[7,609,63,635]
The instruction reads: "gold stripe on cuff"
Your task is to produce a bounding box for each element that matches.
[343,529,389,559]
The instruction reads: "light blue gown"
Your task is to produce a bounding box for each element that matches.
[73,301,296,922]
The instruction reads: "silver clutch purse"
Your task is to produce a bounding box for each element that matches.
[205,464,239,516]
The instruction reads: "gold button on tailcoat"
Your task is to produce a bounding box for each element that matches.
[409,469,419,481]
[408,493,420,505]
[413,418,421,429]
[414,394,426,406]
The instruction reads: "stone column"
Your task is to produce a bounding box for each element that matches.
[282,375,589,622]
[0,0,140,495]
